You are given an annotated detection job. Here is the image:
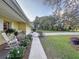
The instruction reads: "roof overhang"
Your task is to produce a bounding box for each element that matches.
[0,0,30,23]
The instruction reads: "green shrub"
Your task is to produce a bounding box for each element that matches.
[6,29,15,34]
[6,47,24,59]
[20,39,30,47]
[19,34,32,47]
[26,34,32,40]
[6,34,32,59]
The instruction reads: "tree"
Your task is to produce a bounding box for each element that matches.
[33,16,57,30]
[33,16,40,29]
[44,0,79,31]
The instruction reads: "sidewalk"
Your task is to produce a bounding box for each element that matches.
[0,50,9,59]
[0,43,9,59]
[44,32,79,36]
[29,37,47,59]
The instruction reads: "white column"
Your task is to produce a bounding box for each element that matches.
[0,18,3,31]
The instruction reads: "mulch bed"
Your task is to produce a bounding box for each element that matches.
[23,42,32,59]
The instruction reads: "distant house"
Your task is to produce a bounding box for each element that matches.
[0,0,31,45]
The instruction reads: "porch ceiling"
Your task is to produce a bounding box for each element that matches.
[0,0,25,22]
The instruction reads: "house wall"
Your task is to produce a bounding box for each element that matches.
[12,21,19,31]
[26,24,31,35]
[1,16,27,32]
[12,21,26,32]
[18,22,26,31]
[0,16,30,45]
[0,0,31,46]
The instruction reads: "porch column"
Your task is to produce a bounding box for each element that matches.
[0,18,3,31]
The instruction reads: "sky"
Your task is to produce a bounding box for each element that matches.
[16,0,52,22]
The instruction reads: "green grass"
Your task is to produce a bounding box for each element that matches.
[41,35,79,59]
[37,30,54,33]
[37,30,79,33]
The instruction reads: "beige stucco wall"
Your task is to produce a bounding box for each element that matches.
[0,16,31,45]
[26,24,31,35]
[12,21,27,32]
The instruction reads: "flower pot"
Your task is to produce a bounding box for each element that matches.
[71,37,79,45]
[72,40,79,45]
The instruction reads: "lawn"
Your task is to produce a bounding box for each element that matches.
[41,35,79,59]
[37,30,79,33]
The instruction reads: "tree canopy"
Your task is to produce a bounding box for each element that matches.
[33,0,79,31]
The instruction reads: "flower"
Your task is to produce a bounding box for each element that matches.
[17,50,20,54]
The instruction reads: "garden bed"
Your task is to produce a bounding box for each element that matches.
[6,34,32,59]
[6,41,32,59]
[23,41,32,59]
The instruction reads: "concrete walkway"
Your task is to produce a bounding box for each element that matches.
[29,37,47,59]
[43,32,79,36]
[0,50,9,59]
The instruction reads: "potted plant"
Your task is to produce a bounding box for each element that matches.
[71,37,79,45]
